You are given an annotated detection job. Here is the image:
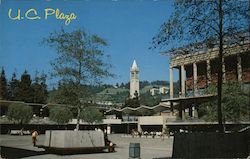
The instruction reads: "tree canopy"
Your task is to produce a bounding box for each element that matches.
[32,72,48,104]
[152,0,249,52]
[0,68,8,100]
[49,106,73,124]
[18,70,33,103]
[8,73,19,101]
[1,69,48,103]
[44,28,113,130]
[80,107,103,124]
[7,103,33,124]
[199,82,249,122]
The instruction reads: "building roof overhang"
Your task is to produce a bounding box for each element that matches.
[162,94,217,109]
[105,102,177,114]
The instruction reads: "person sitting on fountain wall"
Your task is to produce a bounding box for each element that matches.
[104,134,115,152]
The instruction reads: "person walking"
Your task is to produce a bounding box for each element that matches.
[31,130,38,146]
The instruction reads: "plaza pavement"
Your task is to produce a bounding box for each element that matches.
[0,134,173,159]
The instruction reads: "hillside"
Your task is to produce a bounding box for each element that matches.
[94,81,170,104]
[98,87,128,95]
[48,80,174,106]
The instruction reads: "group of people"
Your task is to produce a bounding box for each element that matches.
[131,128,170,139]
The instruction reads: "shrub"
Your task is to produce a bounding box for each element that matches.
[49,106,73,124]
[7,103,33,124]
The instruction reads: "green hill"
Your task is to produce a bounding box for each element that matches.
[98,87,128,95]
[140,85,154,94]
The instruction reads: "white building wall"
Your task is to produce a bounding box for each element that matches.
[138,116,165,125]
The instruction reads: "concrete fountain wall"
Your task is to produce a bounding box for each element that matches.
[43,130,105,148]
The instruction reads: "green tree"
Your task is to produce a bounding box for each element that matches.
[199,82,249,122]
[120,82,125,88]
[0,67,8,100]
[19,70,33,103]
[151,80,168,86]
[140,81,150,89]
[80,107,103,124]
[32,72,48,103]
[8,72,20,101]
[49,106,73,124]
[140,92,161,106]
[7,103,33,124]
[124,91,140,109]
[48,81,87,119]
[152,0,249,132]
[44,28,113,130]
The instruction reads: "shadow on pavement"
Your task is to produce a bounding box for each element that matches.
[0,146,47,158]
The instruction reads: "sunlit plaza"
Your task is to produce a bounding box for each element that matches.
[0,134,173,159]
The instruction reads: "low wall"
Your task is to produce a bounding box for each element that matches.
[172,131,249,158]
[43,130,105,148]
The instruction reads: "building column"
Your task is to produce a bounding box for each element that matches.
[178,105,183,119]
[137,117,142,133]
[127,123,130,134]
[206,60,211,85]
[188,107,193,117]
[169,66,174,98]
[179,67,182,96]
[192,104,198,118]
[107,124,111,134]
[193,62,198,96]
[182,109,186,120]
[181,65,185,97]
[162,116,166,133]
[170,102,174,115]
[222,57,226,82]
[237,54,242,82]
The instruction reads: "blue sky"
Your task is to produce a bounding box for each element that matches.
[0,0,178,87]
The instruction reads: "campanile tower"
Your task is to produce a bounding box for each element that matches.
[130,60,139,98]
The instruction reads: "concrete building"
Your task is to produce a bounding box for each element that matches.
[169,40,249,98]
[150,88,160,96]
[159,86,169,94]
[150,86,169,96]
[130,60,140,98]
[167,37,250,119]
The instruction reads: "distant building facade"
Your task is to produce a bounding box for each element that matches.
[164,36,250,120]
[150,86,169,96]
[130,60,140,98]
[150,88,159,96]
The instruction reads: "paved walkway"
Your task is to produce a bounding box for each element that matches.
[0,134,173,159]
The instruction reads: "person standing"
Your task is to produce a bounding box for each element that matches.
[31,130,38,146]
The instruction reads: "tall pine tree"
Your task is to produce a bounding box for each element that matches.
[8,72,20,101]
[32,72,48,103]
[0,67,8,100]
[19,70,33,103]
[40,72,48,103]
